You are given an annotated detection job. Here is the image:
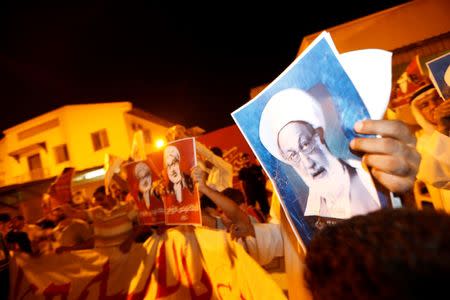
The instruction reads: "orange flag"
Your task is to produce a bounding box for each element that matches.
[130,130,146,161]
[391,55,429,107]
[104,153,124,195]
[48,167,75,208]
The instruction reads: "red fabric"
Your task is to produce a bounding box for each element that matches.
[164,188,201,225]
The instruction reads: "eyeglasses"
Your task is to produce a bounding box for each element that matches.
[167,158,179,168]
[137,171,151,181]
[282,133,318,163]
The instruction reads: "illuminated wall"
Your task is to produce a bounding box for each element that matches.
[0,102,172,187]
[298,0,450,55]
[61,102,133,171]
[1,108,66,186]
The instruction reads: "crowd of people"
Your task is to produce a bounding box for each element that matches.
[0,137,272,260]
[1,56,450,299]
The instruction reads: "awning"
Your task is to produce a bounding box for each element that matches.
[8,142,47,162]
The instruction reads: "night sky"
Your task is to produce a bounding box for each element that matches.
[0,1,409,134]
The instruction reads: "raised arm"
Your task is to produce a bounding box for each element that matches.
[191,166,254,237]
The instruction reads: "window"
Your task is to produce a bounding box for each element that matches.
[27,153,44,180]
[91,129,109,151]
[131,123,143,131]
[54,144,69,163]
[131,122,151,144]
[143,129,152,143]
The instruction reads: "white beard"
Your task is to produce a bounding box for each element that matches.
[174,182,183,203]
[293,142,346,191]
[314,153,348,203]
[143,190,151,209]
[294,144,352,219]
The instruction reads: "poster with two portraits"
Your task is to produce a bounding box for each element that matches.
[232,31,394,249]
[125,137,202,226]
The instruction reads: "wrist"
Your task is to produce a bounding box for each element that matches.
[198,182,208,192]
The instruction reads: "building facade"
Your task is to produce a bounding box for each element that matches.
[0,102,174,188]
[0,102,175,221]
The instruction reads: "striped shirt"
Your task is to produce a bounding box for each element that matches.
[87,202,137,247]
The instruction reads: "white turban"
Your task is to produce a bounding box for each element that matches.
[164,145,180,166]
[259,88,325,162]
[134,161,150,178]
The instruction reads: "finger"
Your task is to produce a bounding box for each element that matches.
[371,168,415,193]
[436,106,450,114]
[436,108,450,118]
[354,120,416,145]
[363,154,411,177]
[438,101,450,109]
[352,139,420,176]
[350,137,408,156]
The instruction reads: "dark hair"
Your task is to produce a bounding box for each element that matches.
[36,219,56,229]
[94,186,106,196]
[222,188,245,205]
[13,215,25,221]
[0,213,11,223]
[410,83,434,102]
[304,208,450,300]
[210,146,223,158]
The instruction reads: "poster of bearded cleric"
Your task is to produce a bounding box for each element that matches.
[126,160,166,225]
[232,31,390,248]
[162,137,201,225]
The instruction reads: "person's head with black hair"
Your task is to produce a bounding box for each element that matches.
[94,185,106,195]
[200,194,222,229]
[200,194,217,210]
[222,188,245,206]
[0,213,11,224]
[93,185,116,210]
[0,213,11,234]
[210,146,223,158]
[36,219,56,229]
[304,208,450,300]
[10,215,25,230]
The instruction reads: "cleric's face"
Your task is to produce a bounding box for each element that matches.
[166,155,182,184]
[136,166,152,193]
[278,121,332,183]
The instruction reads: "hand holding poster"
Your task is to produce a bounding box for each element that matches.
[232,31,391,248]
[162,138,201,225]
